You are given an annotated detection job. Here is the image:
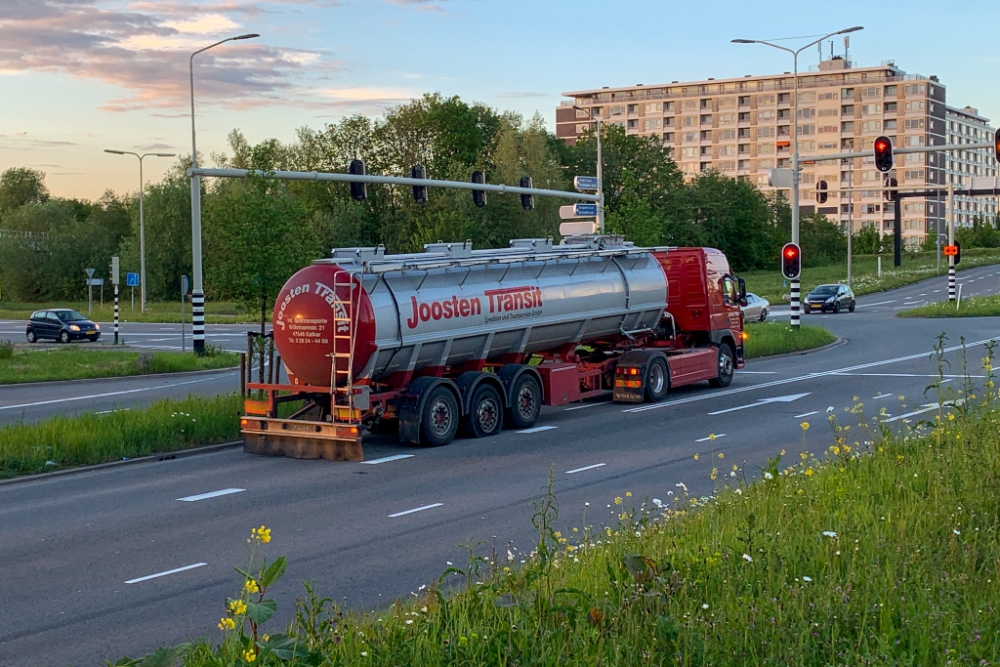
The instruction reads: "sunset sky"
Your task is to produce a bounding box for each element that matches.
[2,0,999,201]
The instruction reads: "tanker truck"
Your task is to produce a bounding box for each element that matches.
[241,234,746,461]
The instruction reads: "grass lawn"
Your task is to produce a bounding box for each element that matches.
[744,321,836,359]
[898,293,1000,318]
[0,346,238,384]
[743,248,1000,305]
[126,359,1000,666]
[0,300,255,324]
[0,393,243,479]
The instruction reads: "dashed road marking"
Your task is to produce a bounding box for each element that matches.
[566,463,606,474]
[516,426,558,434]
[362,454,415,465]
[695,433,726,442]
[177,488,245,502]
[794,411,818,418]
[388,503,443,518]
[125,562,207,584]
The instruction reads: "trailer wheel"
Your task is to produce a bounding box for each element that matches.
[645,357,669,403]
[462,384,503,438]
[708,344,735,388]
[419,386,459,446]
[506,374,541,430]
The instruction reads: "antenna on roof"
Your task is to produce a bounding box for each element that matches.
[844,35,850,63]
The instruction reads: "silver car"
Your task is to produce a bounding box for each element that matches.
[741,292,770,322]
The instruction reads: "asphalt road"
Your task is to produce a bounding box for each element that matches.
[2,267,1000,666]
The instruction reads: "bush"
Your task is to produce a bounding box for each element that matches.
[0,340,13,361]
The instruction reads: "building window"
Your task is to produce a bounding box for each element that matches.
[861,86,882,99]
[757,143,775,155]
[842,89,855,99]
[842,121,855,133]
[682,99,698,111]
[797,108,816,119]
[861,103,882,115]
[738,112,751,122]
[904,118,925,129]
[681,147,698,158]
[904,83,926,95]
[861,120,882,133]
[718,129,737,140]
[719,113,736,124]
[778,93,790,104]
[757,94,775,106]
[700,130,712,141]
[757,158,775,169]
[797,124,815,135]
[842,105,855,115]
[644,102,661,114]
[757,127,776,138]
[683,132,698,142]
[610,105,625,116]
[904,101,926,112]
[643,118,661,131]
[575,108,591,118]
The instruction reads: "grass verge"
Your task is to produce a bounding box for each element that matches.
[744,321,836,359]
[0,300,254,324]
[0,393,242,479]
[122,350,1000,666]
[898,293,1000,318]
[0,347,238,384]
[743,248,1000,304]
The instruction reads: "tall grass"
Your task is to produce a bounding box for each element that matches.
[744,321,835,359]
[0,393,242,479]
[899,293,1000,318]
[0,347,238,384]
[131,346,1000,667]
[744,248,1000,304]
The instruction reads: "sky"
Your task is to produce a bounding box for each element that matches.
[2,0,999,201]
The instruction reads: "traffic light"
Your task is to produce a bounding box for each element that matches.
[781,243,801,280]
[519,176,534,210]
[471,170,487,207]
[349,159,367,202]
[994,128,1000,164]
[816,180,828,204]
[873,135,893,173]
[411,164,427,204]
[883,176,898,202]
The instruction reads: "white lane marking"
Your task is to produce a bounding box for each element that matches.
[707,392,810,416]
[695,433,726,442]
[873,394,894,400]
[883,403,943,423]
[566,463,606,474]
[388,503,443,518]
[177,488,245,502]
[0,374,234,411]
[623,335,1000,415]
[933,290,941,293]
[159,327,174,330]
[837,372,985,379]
[857,299,897,308]
[919,293,926,296]
[517,425,558,434]
[737,371,779,374]
[940,378,954,384]
[125,562,207,584]
[794,411,818,418]
[94,408,131,415]
[564,401,610,411]
[362,454,414,465]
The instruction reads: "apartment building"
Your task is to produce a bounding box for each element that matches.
[556,58,951,246]
[944,106,997,233]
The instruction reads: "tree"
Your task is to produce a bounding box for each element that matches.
[852,224,882,256]
[0,168,49,213]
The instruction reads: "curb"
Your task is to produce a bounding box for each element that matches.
[0,365,239,390]
[0,441,244,487]
[747,336,847,362]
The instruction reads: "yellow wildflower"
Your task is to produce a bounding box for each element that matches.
[459,636,469,646]
[262,634,269,643]
[249,525,272,544]
[805,469,814,477]
[948,414,955,421]
[243,647,257,663]
[228,599,247,616]
[780,450,786,456]
[800,452,808,460]
[842,444,851,453]
[732,465,738,471]
[566,545,575,552]
[718,452,724,459]
[217,617,236,631]
[625,491,632,497]
[708,433,717,441]
[614,496,622,505]
[710,468,718,481]
[694,453,700,461]
[244,579,259,594]
[800,422,810,431]
[830,445,840,456]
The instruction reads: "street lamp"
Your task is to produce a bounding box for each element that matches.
[733,26,863,329]
[572,105,605,233]
[189,32,259,354]
[104,149,175,313]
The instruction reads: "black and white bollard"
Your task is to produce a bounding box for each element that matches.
[790,278,801,329]
[114,284,119,344]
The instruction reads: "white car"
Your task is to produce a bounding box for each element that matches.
[741,293,770,322]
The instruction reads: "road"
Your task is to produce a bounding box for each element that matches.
[2,267,999,666]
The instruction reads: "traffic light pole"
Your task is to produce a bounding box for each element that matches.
[893,189,902,268]
[948,182,956,302]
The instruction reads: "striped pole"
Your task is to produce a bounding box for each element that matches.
[113,284,119,344]
[948,258,956,301]
[192,291,205,355]
[790,278,801,329]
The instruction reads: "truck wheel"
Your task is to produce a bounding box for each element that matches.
[506,373,541,430]
[708,345,735,388]
[644,357,669,403]
[419,386,459,447]
[462,384,503,438]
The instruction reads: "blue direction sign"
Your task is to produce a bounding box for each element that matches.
[126,272,140,287]
[574,176,599,191]
[574,203,598,217]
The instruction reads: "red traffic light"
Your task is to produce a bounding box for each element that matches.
[784,246,798,259]
[873,135,893,173]
[781,242,801,280]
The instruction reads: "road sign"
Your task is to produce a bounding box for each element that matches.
[573,176,599,191]
[574,203,598,217]
[181,275,189,295]
[943,245,959,257]
[85,267,95,279]
[86,278,104,286]
[111,256,120,285]
[768,168,794,188]
[126,272,140,287]
[559,221,597,236]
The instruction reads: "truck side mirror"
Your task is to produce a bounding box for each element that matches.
[737,277,747,306]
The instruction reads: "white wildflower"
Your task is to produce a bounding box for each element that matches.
[822,531,837,539]
[742,553,753,563]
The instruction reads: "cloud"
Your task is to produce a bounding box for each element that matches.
[0,0,348,112]
[136,142,176,151]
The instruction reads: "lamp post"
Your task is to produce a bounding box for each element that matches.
[572,105,605,233]
[189,32,259,354]
[104,150,175,313]
[733,26,863,329]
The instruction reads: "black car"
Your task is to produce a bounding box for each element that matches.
[804,284,856,314]
[26,309,101,343]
